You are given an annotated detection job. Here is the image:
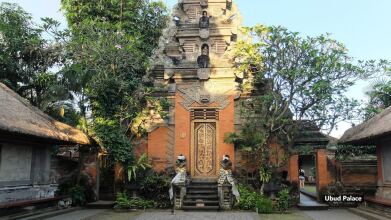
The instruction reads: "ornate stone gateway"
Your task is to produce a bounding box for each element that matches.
[193,122,216,177]
[148,0,244,210]
[149,0,243,182]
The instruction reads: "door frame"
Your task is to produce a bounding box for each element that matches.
[190,119,219,177]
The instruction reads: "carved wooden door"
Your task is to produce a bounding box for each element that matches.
[194,122,216,177]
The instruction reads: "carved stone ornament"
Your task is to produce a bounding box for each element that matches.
[200,0,208,7]
[199,29,210,39]
[197,68,211,80]
[177,86,231,110]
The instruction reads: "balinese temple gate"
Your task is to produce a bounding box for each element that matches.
[143,0,250,210]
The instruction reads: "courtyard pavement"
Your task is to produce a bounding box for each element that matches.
[38,208,367,220]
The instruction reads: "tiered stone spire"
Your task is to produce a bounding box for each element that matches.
[151,0,243,94]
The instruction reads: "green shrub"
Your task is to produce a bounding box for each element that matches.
[115,192,130,208]
[140,172,171,208]
[69,185,86,206]
[114,192,155,209]
[276,188,290,212]
[335,145,376,161]
[238,184,275,213]
[237,185,259,210]
[256,196,273,214]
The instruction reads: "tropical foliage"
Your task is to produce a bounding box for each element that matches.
[227,24,388,192]
[59,0,168,165]
[363,69,391,120]
[335,145,376,161]
[127,153,151,182]
[0,3,72,114]
[237,184,290,213]
[115,192,155,209]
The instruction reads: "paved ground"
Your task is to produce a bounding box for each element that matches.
[41,208,367,220]
[134,211,259,220]
[41,210,259,220]
[303,209,367,220]
[44,209,108,220]
[299,194,326,206]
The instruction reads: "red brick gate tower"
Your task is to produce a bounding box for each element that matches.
[146,0,244,179]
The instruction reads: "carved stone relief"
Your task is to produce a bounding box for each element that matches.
[177,86,231,110]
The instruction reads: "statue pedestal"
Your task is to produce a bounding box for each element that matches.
[173,182,186,209]
[199,29,210,39]
[197,68,211,80]
[168,83,176,93]
[218,183,234,210]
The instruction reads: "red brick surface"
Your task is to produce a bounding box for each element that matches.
[316,149,329,193]
[147,126,169,172]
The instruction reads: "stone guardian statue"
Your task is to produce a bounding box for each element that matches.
[197,44,210,68]
[199,11,210,29]
[218,155,240,201]
[169,154,187,201]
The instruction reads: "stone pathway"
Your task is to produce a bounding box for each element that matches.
[303,209,367,220]
[42,210,258,220]
[134,211,258,220]
[298,193,328,210]
[43,209,107,220]
[40,208,369,220]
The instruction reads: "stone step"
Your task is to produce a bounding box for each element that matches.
[187,189,217,194]
[183,200,219,205]
[186,195,219,199]
[297,203,329,210]
[182,205,219,211]
[86,200,115,209]
[187,185,218,189]
[190,179,217,184]
[298,193,329,210]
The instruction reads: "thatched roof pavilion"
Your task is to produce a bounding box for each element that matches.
[339,106,391,144]
[0,83,90,145]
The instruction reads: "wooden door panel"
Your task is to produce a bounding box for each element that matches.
[194,122,216,177]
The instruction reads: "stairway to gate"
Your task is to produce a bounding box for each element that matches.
[182,178,220,211]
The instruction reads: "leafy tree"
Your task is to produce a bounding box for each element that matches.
[0,3,78,122]
[60,0,168,164]
[61,0,167,59]
[363,69,391,120]
[227,24,387,192]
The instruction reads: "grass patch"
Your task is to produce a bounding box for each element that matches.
[303,185,317,193]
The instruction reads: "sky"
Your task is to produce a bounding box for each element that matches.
[3,0,391,137]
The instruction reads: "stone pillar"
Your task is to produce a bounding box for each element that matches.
[288,154,299,183]
[316,148,328,201]
[377,146,383,186]
[288,154,299,204]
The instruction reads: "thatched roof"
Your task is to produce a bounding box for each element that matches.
[0,83,90,145]
[339,106,391,144]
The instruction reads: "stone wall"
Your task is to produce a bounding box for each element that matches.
[381,145,391,183]
[0,143,32,182]
[338,160,377,187]
[0,142,55,205]
[376,144,391,200]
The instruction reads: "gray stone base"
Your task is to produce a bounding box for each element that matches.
[0,184,58,204]
[376,185,391,200]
